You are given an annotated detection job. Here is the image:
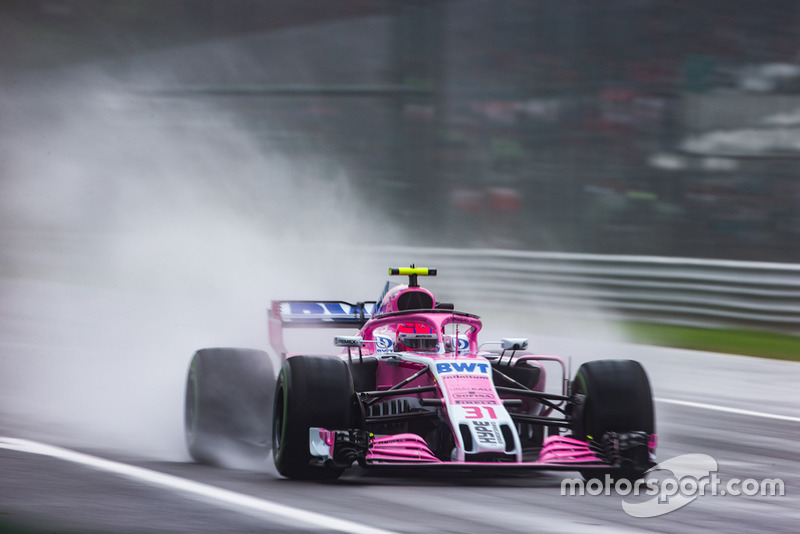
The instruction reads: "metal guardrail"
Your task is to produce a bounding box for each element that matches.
[4,230,797,334]
[371,247,800,334]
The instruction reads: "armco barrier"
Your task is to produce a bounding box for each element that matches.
[369,247,800,335]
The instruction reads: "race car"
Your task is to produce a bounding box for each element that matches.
[184,267,656,481]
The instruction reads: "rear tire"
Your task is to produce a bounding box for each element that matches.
[571,359,654,481]
[272,356,354,480]
[184,348,275,466]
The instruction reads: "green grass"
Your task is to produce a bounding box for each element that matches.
[622,322,800,362]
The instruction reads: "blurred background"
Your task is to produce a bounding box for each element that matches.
[2,0,799,262]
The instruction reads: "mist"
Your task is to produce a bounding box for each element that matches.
[0,68,399,460]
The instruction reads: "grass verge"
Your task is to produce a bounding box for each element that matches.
[622,322,800,362]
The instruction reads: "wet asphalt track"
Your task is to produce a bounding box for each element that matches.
[1,295,798,534]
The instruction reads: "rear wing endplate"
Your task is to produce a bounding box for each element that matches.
[268,300,375,358]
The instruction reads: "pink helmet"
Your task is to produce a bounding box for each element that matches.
[396,322,438,352]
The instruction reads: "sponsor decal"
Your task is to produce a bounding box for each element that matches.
[440,374,499,405]
[375,334,393,353]
[285,302,374,317]
[436,362,490,374]
[448,383,498,405]
[471,420,504,446]
[444,335,470,353]
[450,386,497,405]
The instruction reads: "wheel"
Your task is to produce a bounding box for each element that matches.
[272,355,354,480]
[184,348,275,466]
[570,359,654,480]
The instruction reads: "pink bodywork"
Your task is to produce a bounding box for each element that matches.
[314,428,604,467]
[365,312,479,396]
[366,434,605,466]
[271,290,652,471]
[358,311,482,355]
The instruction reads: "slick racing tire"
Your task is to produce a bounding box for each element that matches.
[184,348,275,465]
[272,355,354,480]
[571,359,654,481]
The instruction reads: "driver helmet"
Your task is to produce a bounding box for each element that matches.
[396,322,438,352]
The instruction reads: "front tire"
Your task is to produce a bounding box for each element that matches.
[571,359,655,480]
[272,356,354,480]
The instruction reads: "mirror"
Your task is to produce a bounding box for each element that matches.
[334,336,363,348]
[501,338,528,351]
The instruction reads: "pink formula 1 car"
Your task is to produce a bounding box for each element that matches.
[184,268,656,481]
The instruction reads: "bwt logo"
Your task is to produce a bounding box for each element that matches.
[436,362,490,374]
[375,335,393,352]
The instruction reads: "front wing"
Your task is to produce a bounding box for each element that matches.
[309,428,653,472]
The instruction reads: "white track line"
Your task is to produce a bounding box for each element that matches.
[0,438,399,534]
[655,398,800,423]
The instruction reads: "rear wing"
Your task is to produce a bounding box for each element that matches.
[268,300,376,359]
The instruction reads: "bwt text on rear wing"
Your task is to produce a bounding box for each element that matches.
[268,300,376,359]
